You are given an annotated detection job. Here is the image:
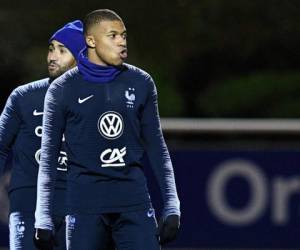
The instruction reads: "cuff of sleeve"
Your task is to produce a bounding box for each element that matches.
[162,207,181,220]
[34,214,54,231]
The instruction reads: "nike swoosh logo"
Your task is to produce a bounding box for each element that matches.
[33,110,44,116]
[147,208,155,218]
[78,95,94,104]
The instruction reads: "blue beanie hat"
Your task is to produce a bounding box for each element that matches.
[49,20,85,60]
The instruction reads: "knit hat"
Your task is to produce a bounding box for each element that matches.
[49,20,85,60]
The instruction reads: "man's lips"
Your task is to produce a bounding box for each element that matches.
[120,49,128,60]
[48,63,59,70]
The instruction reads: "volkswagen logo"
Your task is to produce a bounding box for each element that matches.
[98,111,124,139]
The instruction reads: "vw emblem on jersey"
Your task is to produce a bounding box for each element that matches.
[98,111,124,140]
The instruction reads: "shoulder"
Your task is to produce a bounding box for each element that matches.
[49,67,80,91]
[10,78,49,100]
[121,64,157,96]
[122,63,153,82]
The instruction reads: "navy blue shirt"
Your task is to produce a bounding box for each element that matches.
[0,78,67,215]
[35,65,180,230]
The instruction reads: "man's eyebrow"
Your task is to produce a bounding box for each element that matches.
[49,43,66,48]
[107,30,127,34]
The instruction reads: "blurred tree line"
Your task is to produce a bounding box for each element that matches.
[0,0,299,117]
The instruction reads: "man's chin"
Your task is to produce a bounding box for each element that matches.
[110,60,124,67]
[48,70,62,80]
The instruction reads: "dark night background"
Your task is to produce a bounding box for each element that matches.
[1,0,299,118]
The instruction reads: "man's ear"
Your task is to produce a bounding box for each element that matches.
[86,35,96,48]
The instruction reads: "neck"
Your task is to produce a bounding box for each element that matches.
[77,48,123,83]
[87,48,107,66]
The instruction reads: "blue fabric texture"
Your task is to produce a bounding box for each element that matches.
[49,20,85,60]
[78,48,122,83]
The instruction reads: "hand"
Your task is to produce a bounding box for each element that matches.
[158,214,180,245]
[33,228,58,250]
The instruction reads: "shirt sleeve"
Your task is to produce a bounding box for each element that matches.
[0,89,22,173]
[34,81,65,230]
[141,76,180,219]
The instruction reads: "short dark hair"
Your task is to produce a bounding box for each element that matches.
[84,9,123,35]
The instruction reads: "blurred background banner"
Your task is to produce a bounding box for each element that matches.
[144,119,300,249]
[145,149,300,249]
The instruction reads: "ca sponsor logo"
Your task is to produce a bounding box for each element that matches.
[98,111,124,140]
[57,151,68,170]
[35,149,68,171]
[100,147,126,167]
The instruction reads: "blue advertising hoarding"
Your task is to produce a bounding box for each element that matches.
[146,150,300,249]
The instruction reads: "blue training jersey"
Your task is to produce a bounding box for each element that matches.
[0,78,67,215]
[35,65,180,230]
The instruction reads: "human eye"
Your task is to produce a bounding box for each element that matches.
[60,48,67,54]
[108,33,116,39]
[48,46,54,52]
